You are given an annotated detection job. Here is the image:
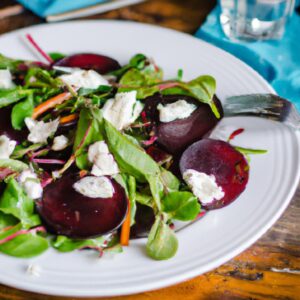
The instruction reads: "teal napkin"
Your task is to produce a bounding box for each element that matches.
[195,1,300,110]
[17,0,107,18]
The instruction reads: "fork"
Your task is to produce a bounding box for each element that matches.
[223,94,300,130]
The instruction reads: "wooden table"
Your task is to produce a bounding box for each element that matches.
[0,0,299,299]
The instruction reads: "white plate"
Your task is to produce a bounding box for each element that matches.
[0,21,299,297]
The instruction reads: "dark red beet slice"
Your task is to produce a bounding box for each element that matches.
[144,94,223,154]
[37,174,128,238]
[0,107,27,141]
[179,139,249,210]
[146,145,171,164]
[53,53,121,74]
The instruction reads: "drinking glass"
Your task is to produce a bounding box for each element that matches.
[220,0,295,41]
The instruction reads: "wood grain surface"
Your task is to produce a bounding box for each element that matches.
[0,1,299,299]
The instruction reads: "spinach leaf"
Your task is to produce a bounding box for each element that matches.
[0,233,48,258]
[146,216,178,260]
[163,75,220,118]
[104,119,161,182]
[52,235,106,252]
[0,159,28,172]
[162,191,200,221]
[73,108,104,170]
[136,192,153,207]
[118,69,160,99]
[128,175,137,225]
[0,178,41,228]
[11,93,34,130]
[160,167,180,192]
[0,54,22,71]
[48,52,65,61]
[78,85,112,96]
[0,88,29,108]
[146,174,163,211]
[0,211,18,230]
[11,143,43,159]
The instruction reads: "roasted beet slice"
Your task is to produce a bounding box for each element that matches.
[37,174,128,238]
[144,94,223,154]
[146,145,171,164]
[0,107,27,141]
[180,139,249,210]
[53,53,121,74]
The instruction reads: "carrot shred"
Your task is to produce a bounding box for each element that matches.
[60,113,79,124]
[32,92,72,119]
[120,202,131,246]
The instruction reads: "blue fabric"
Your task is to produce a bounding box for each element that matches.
[17,0,107,18]
[195,1,300,110]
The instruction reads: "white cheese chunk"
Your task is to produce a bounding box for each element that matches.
[25,118,59,144]
[0,69,15,89]
[88,141,119,177]
[157,100,197,123]
[102,91,144,130]
[183,169,224,204]
[0,135,16,159]
[209,125,238,142]
[52,135,69,151]
[73,176,114,198]
[18,169,43,200]
[26,264,41,277]
[59,70,109,89]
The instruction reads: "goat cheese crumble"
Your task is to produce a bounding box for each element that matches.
[59,69,109,89]
[52,135,69,151]
[25,118,59,144]
[88,141,119,177]
[18,169,43,200]
[183,169,224,204]
[157,100,197,123]
[73,176,114,198]
[0,69,15,89]
[0,135,16,159]
[102,91,144,130]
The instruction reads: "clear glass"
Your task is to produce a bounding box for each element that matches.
[220,0,295,41]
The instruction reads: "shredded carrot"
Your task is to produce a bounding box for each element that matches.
[120,203,131,246]
[59,113,79,124]
[79,170,88,178]
[32,92,72,119]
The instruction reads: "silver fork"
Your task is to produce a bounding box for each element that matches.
[223,94,300,130]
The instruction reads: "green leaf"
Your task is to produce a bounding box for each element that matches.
[11,143,43,159]
[78,85,112,96]
[73,108,104,170]
[162,191,200,221]
[104,119,161,182]
[0,178,41,228]
[146,216,178,260]
[0,159,28,172]
[48,52,65,61]
[181,75,219,118]
[160,167,180,192]
[128,175,137,225]
[135,192,153,207]
[0,54,22,71]
[52,235,106,252]
[0,233,48,258]
[11,93,34,130]
[0,88,29,108]
[235,146,267,155]
[146,174,163,211]
[0,211,18,230]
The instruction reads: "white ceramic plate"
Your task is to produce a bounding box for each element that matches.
[0,21,299,297]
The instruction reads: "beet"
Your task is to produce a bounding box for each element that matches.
[179,139,249,210]
[0,107,27,141]
[37,174,128,238]
[144,94,223,155]
[145,145,171,164]
[53,53,121,74]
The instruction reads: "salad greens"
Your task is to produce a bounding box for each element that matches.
[0,49,263,263]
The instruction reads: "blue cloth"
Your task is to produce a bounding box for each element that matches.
[195,2,300,110]
[17,0,107,18]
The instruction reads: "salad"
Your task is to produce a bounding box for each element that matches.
[0,46,265,261]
